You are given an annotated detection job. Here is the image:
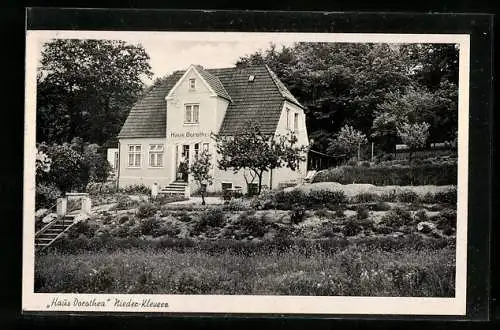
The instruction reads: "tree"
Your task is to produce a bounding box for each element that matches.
[237,43,412,152]
[45,143,88,193]
[237,42,458,156]
[213,122,308,195]
[327,125,367,161]
[37,39,153,145]
[189,150,214,205]
[396,122,431,163]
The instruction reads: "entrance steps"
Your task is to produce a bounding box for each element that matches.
[159,180,188,196]
[35,215,77,252]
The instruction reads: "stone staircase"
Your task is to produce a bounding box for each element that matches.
[159,180,188,196]
[35,215,76,252]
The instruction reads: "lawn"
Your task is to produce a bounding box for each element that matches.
[35,242,455,297]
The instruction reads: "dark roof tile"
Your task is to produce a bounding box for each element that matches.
[118,65,302,138]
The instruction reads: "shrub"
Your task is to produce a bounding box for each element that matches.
[110,225,130,238]
[307,190,347,207]
[224,199,249,212]
[346,160,358,166]
[435,209,457,229]
[312,164,457,186]
[397,190,420,203]
[119,184,151,195]
[118,215,129,224]
[433,188,457,205]
[290,205,306,224]
[128,225,142,238]
[378,190,397,202]
[178,211,192,223]
[139,217,161,235]
[136,202,158,219]
[314,208,330,218]
[355,205,369,220]
[236,212,269,238]
[153,222,181,238]
[68,220,98,239]
[414,210,428,222]
[253,189,346,210]
[351,192,378,204]
[342,217,362,237]
[35,183,61,209]
[381,208,413,227]
[335,208,345,218]
[112,194,140,211]
[193,208,226,233]
[373,201,391,211]
[360,161,371,168]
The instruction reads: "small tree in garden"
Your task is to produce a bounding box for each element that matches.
[327,125,367,161]
[45,143,88,193]
[189,150,213,205]
[90,155,113,192]
[396,121,431,163]
[214,122,308,195]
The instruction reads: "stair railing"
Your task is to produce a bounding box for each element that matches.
[34,202,58,237]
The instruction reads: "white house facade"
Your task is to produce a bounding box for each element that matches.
[117,64,309,194]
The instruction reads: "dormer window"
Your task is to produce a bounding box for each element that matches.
[248,75,255,82]
[189,78,196,90]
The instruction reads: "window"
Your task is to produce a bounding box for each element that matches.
[189,78,196,89]
[286,108,290,129]
[185,104,199,124]
[194,143,200,157]
[128,145,141,167]
[149,144,164,167]
[294,113,299,131]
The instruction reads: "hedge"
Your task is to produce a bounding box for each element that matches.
[312,164,457,186]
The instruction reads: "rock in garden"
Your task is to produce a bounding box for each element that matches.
[74,213,89,223]
[417,221,436,232]
[390,231,405,238]
[35,208,49,219]
[41,213,57,223]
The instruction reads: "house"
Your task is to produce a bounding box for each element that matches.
[117,64,309,195]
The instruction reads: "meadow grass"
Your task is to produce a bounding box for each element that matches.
[35,243,455,297]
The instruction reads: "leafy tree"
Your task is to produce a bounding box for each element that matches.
[396,122,431,163]
[213,122,308,195]
[327,125,367,161]
[189,150,214,205]
[45,143,88,193]
[37,39,153,145]
[237,42,458,156]
[238,43,412,152]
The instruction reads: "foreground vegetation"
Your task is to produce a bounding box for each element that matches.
[35,179,457,297]
[35,241,455,297]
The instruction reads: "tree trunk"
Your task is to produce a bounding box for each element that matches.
[201,192,206,205]
[257,171,263,195]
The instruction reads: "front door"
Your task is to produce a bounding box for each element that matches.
[176,144,190,182]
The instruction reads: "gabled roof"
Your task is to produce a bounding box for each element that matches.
[194,65,232,102]
[118,72,183,139]
[118,65,303,139]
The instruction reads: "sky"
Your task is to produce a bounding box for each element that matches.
[30,31,465,86]
[136,39,294,84]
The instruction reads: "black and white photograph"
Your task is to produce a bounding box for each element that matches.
[23,30,470,315]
